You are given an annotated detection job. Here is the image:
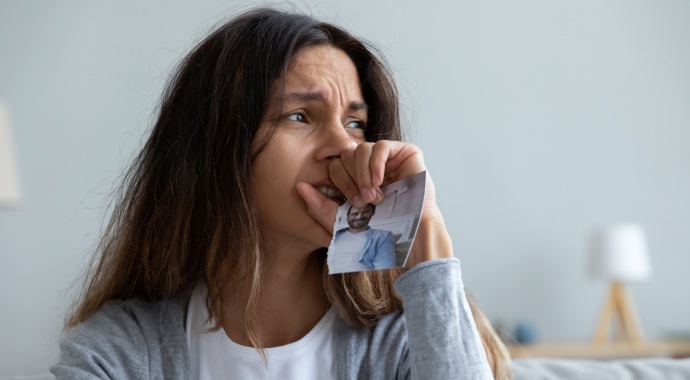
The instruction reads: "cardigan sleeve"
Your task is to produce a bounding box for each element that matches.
[51,296,190,380]
[394,258,493,380]
[50,302,148,380]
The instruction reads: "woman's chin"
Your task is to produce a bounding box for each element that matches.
[282,228,333,255]
[296,220,334,250]
[309,230,335,251]
[313,232,334,250]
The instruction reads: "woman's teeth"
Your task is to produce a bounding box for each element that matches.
[315,186,343,198]
[315,186,345,205]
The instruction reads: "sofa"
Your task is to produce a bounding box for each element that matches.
[512,357,690,379]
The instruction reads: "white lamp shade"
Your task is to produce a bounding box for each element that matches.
[588,224,652,282]
[0,102,21,206]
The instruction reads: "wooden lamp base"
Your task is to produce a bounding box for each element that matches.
[593,281,645,346]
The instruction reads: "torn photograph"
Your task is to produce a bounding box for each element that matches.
[327,171,426,274]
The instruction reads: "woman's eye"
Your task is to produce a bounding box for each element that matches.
[345,120,365,129]
[285,113,305,122]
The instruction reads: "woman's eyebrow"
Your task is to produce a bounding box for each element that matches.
[279,92,368,112]
[349,101,368,112]
[282,91,323,102]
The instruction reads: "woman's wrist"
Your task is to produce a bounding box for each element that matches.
[405,208,454,268]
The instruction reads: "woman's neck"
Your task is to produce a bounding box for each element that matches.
[222,249,329,348]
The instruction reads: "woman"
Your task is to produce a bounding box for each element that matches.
[53,8,510,379]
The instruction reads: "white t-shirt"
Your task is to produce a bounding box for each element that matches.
[186,284,336,380]
[329,231,370,272]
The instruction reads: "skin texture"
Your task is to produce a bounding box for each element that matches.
[227,45,453,348]
[251,45,367,256]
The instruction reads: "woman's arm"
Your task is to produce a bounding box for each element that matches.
[395,258,493,379]
[334,258,493,380]
[300,140,494,379]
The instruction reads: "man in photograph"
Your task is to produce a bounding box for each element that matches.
[333,204,397,271]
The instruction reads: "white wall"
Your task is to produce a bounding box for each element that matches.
[1,0,689,376]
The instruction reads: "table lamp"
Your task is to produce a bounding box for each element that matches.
[0,101,21,207]
[588,223,651,347]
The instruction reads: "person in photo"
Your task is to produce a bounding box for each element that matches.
[334,204,397,270]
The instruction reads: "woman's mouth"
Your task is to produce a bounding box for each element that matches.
[315,186,345,205]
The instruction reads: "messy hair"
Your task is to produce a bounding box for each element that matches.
[67,8,510,379]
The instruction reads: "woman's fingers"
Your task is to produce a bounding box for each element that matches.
[369,141,390,193]
[381,142,426,182]
[330,145,376,208]
[330,141,427,208]
[300,140,450,266]
[354,143,376,203]
[328,158,367,209]
[295,182,337,237]
[331,142,381,206]
[297,140,440,257]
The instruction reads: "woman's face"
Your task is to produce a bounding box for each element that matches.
[250,45,368,257]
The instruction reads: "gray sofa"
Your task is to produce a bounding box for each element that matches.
[512,358,690,379]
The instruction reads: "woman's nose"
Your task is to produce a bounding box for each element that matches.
[315,121,358,161]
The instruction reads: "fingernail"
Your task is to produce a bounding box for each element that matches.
[352,195,366,209]
[375,188,384,202]
[362,188,376,203]
[371,172,381,186]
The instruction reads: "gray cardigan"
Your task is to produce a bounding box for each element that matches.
[51,258,492,379]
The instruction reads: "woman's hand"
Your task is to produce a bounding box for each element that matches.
[296,141,453,267]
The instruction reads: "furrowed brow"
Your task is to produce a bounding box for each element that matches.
[280,92,324,103]
[348,101,368,112]
[278,93,368,112]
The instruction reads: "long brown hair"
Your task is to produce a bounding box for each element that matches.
[68,8,509,379]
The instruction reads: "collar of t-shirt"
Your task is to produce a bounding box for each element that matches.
[186,283,337,380]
